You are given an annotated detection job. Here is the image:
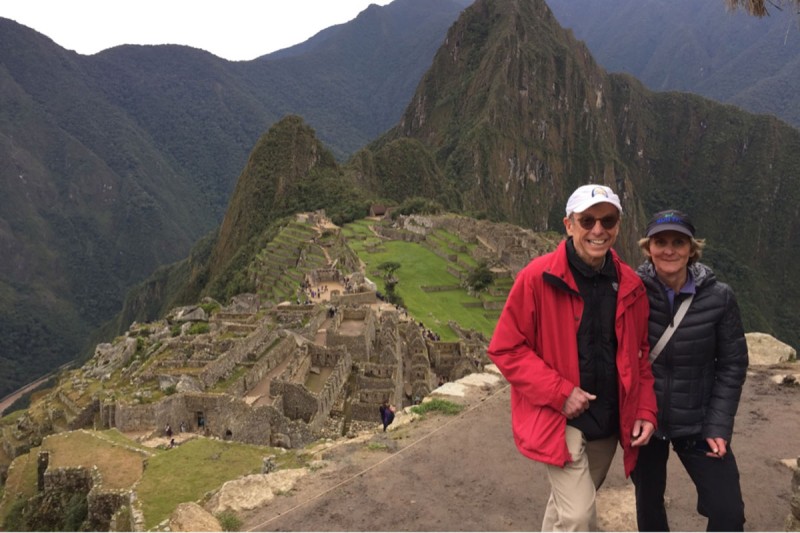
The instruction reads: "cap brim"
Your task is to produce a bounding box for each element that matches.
[646,223,693,238]
[569,198,622,215]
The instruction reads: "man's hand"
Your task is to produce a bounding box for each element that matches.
[630,419,655,447]
[561,387,596,419]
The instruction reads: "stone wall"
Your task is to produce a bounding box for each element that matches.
[68,399,100,430]
[373,225,426,243]
[428,341,464,380]
[113,402,157,432]
[273,382,317,423]
[325,309,376,362]
[99,402,116,429]
[308,268,341,285]
[87,488,131,531]
[199,321,277,388]
[275,344,311,385]
[230,334,299,397]
[331,290,377,306]
[57,390,83,418]
[34,452,132,532]
[43,464,94,494]
[350,370,396,421]
[309,347,352,430]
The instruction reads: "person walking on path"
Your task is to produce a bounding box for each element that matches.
[379,401,395,432]
[488,184,657,531]
[631,209,748,531]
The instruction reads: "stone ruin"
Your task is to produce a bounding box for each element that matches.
[43,280,491,453]
[0,212,525,531]
[3,213,526,465]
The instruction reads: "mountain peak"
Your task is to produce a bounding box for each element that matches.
[211,116,339,274]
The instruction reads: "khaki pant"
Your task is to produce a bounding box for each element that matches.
[542,426,618,532]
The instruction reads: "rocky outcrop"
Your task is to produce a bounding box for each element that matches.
[205,468,310,515]
[169,502,222,532]
[745,333,797,366]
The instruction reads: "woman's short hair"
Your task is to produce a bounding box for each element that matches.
[638,235,706,265]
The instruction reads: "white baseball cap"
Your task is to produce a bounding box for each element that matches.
[565,184,623,216]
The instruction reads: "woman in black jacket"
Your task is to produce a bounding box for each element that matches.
[632,209,748,532]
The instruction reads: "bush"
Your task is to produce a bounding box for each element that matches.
[466,262,494,292]
[216,510,242,532]
[391,197,444,218]
[410,398,464,416]
[3,497,28,531]
[63,493,88,531]
[187,322,210,335]
[199,302,220,315]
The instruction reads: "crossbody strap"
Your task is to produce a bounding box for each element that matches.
[649,294,694,363]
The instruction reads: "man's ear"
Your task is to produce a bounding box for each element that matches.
[563,216,574,237]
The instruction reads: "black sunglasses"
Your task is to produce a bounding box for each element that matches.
[575,214,619,230]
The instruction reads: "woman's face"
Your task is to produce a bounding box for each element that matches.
[649,230,691,278]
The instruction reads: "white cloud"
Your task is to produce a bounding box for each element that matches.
[1,0,393,61]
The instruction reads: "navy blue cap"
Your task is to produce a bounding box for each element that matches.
[646,210,696,237]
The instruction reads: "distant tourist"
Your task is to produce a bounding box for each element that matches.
[165,424,173,438]
[379,401,396,432]
[488,184,656,531]
[631,209,748,531]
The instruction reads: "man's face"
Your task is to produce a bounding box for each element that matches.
[563,203,620,268]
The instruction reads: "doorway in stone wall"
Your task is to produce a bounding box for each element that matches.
[196,411,205,430]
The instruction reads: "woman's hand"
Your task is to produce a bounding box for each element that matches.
[705,437,728,458]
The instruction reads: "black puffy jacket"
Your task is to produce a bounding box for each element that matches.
[637,261,748,441]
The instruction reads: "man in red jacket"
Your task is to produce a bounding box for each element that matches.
[488,184,657,531]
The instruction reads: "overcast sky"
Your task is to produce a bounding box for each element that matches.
[1,1,395,61]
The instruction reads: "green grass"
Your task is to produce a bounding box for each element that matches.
[1,430,312,530]
[352,237,498,340]
[98,428,153,453]
[341,219,374,240]
[216,510,242,531]
[410,398,464,416]
[0,450,39,525]
[137,438,300,529]
[209,365,249,392]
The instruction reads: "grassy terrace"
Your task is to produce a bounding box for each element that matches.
[342,220,500,341]
[0,429,304,530]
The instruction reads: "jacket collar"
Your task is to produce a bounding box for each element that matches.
[545,239,641,302]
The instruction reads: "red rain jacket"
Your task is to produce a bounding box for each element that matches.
[488,240,657,476]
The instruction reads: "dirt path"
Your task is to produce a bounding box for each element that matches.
[240,364,799,531]
[0,374,54,416]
